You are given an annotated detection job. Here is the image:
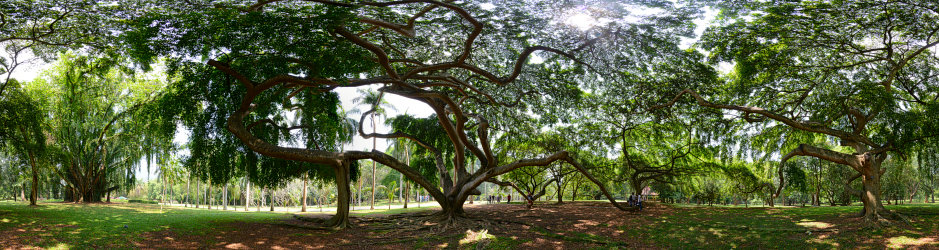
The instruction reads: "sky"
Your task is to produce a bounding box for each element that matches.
[6,2,720,182]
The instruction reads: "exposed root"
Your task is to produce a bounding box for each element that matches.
[293,214,351,230]
[860,209,910,229]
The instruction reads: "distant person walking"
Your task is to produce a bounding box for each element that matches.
[507,195,512,203]
[497,195,501,203]
[638,194,644,211]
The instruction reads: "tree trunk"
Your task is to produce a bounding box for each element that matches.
[370,113,377,210]
[324,163,352,229]
[223,183,228,210]
[572,178,580,201]
[403,182,409,209]
[302,174,308,212]
[858,164,893,225]
[207,183,211,210]
[269,188,274,211]
[186,178,190,207]
[161,174,166,209]
[195,181,200,208]
[27,151,39,206]
[245,179,250,211]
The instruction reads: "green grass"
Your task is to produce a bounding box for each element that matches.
[628,203,939,249]
[0,200,284,249]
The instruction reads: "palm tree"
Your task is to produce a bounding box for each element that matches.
[351,89,396,210]
[387,137,412,208]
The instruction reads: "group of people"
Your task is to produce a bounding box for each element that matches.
[628,193,644,211]
[416,195,432,203]
[486,194,512,204]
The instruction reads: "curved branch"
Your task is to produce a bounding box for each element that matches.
[464,151,631,211]
[652,89,875,147]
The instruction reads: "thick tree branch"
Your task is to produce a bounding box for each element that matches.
[653,89,876,147]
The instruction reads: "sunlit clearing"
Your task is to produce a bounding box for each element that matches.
[459,229,495,245]
[565,13,597,31]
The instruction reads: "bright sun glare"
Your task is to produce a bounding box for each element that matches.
[565,13,597,31]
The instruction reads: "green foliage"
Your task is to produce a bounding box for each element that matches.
[124,4,372,188]
[19,53,170,202]
[698,0,939,153]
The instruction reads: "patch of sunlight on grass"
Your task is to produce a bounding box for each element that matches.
[886,236,937,249]
[796,221,833,229]
[1,218,9,223]
[459,229,495,245]
[808,234,839,248]
[707,228,725,237]
[47,243,71,250]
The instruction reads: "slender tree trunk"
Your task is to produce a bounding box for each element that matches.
[26,152,39,206]
[572,178,580,201]
[269,188,274,211]
[404,182,409,209]
[186,178,190,207]
[161,174,166,209]
[371,113,379,210]
[207,182,212,210]
[318,189,324,212]
[356,175,362,211]
[245,179,250,211]
[302,174,308,212]
[403,146,411,209]
[195,181,200,208]
[257,187,262,212]
[223,183,228,210]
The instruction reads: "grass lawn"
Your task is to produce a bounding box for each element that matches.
[1,200,937,249]
[623,203,939,249]
[0,200,285,249]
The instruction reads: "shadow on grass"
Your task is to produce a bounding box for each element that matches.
[0,200,284,249]
[628,203,939,249]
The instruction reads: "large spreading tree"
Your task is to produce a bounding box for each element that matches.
[122,0,661,228]
[658,1,939,225]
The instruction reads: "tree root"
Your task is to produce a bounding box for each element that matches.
[293,214,351,230]
[276,222,341,231]
[861,210,911,228]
